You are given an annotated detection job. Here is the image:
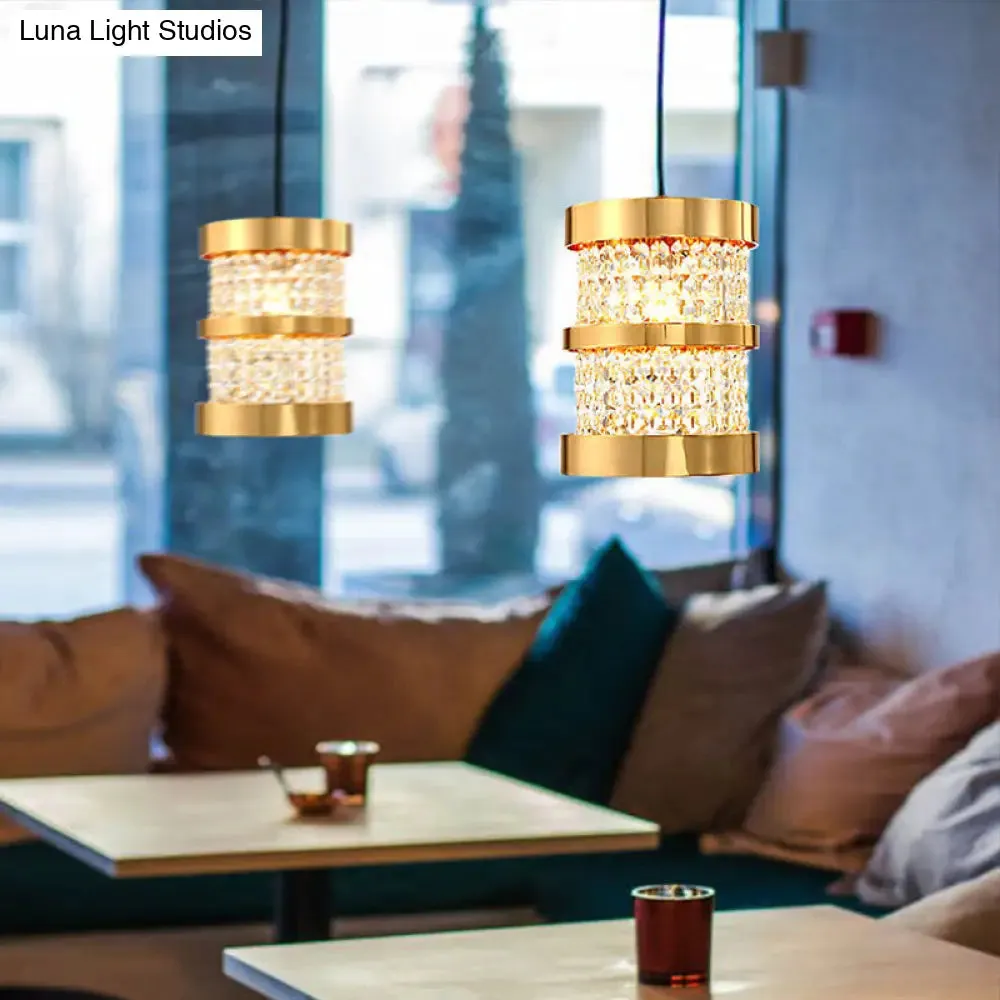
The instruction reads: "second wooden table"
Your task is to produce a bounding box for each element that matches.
[225,905,1000,1000]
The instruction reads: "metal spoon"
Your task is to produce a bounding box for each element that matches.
[258,755,292,797]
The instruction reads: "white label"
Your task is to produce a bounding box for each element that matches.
[2,9,262,56]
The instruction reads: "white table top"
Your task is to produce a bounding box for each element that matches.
[224,905,1000,1000]
[0,761,658,877]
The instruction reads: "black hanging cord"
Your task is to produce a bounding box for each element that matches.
[273,0,291,216]
[655,0,668,197]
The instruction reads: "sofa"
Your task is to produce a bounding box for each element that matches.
[4,542,997,999]
[0,544,891,949]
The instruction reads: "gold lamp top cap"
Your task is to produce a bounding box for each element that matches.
[565,195,758,249]
[200,217,353,258]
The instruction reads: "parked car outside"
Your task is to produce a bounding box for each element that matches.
[576,476,737,569]
[373,348,575,494]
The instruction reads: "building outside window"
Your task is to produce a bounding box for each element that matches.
[0,0,120,618]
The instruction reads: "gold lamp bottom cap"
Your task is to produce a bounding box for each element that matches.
[196,401,353,438]
[560,433,758,478]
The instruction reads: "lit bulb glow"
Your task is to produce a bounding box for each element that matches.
[575,238,749,326]
[209,252,346,317]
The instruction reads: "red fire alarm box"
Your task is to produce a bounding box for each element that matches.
[810,310,878,357]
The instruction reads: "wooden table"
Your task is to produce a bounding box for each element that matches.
[225,904,1000,1000]
[0,762,658,943]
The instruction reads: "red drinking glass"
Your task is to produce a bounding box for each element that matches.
[633,884,715,987]
[315,741,380,806]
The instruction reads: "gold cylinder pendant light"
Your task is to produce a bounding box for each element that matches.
[560,196,759,477]
[559,0,759,478]
[196,217,354,437]
[195,0,354,438]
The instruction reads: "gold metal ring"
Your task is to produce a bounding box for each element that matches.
[199,316,353,339]
[566,197,757,249]
[200,217,352,258]
[560,433,759,477]
[196,401,353,437]
[563,323,758,351]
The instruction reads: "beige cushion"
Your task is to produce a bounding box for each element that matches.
[742,653,1000,850]
[884,869,1000,958]
[140,554,551,771]
[653,559,740,601]
[699,829,872,874]
[856,721,1000,907]
[611,582,827,833]
[0,609,166,844]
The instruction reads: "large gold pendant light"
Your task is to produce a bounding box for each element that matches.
[560,1,759,478]
[196,0,353,438]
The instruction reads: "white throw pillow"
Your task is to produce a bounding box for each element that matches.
[856,721,1000,908]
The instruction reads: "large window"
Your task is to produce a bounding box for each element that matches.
[0,0,763,620]
[322,0,744,599]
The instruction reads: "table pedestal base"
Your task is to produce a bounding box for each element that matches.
[275,870,333,943]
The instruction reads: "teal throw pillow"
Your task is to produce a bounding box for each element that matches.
[465,538,679,805]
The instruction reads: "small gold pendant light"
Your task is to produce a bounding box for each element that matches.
[196,217,353,437]
[196,1,354,438]
[560,0,759,478]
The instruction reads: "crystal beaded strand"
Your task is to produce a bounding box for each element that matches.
[208,253,346,318]
[574,347,749,437]
[205,251,348,407]
[574,240,750,327]
[570,234,752,439]
[206,337,346,406]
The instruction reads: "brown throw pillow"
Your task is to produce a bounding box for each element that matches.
[610,582,827,833]
[884,868,1000,958]
[140,554,551,770]
[0,609,166,844]
[742,653,1000,850]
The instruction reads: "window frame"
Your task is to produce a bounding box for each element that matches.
[735,0,784,576]
[0,119,65,331]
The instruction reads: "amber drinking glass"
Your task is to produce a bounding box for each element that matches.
[315,741,380,806]
[633,884,715,987]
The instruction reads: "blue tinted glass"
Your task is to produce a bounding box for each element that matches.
[0,141,28,221]
[0,243,24,311]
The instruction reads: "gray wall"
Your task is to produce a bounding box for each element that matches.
[780,0,1000,671]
